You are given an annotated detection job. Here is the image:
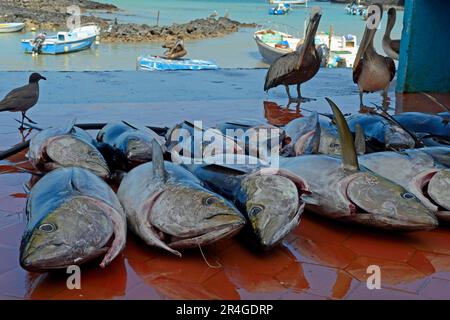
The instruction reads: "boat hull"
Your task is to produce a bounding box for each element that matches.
[21,35,96,54]
[0,23,25,33]
[254,34,291,64]
[138,56,219,71]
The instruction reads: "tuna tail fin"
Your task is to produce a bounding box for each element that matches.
[152,139,167,181]
[354,124,366,155]
[326,98,359,171]
[304,117,321,154]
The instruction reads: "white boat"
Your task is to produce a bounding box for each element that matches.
[254,27,359,68]
[0,22,25,33]
[21,24,100,54]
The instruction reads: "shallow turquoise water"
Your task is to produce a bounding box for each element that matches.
[0,1,403,71]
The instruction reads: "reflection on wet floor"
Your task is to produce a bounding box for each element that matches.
[1,96,450,300]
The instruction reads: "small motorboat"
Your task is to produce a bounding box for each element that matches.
[345,1,366,16]
[254,27,359,68]
[137,56,219,71]
[21,26,98,54]
[0,23,25,33]
[269,0,307,5]
[269,3,291,15]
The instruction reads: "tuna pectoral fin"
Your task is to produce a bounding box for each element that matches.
[76,197,127,268]
[137,190,182,257]
[326,98,359,171]
[300,194,320,206]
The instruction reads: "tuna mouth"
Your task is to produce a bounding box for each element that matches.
[258,202,304,249]
[422,171,450,221]
[150,217,245,249]
[20,241,111,272]
[344,174,438,231]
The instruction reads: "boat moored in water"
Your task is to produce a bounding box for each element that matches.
[269,0,307,5]
[0,22,25,33]
[137,56,219,71]
[21,25,99,54]
[269,3,291,15]
[254,27,359,68]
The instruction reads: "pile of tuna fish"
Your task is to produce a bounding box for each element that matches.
[19,99,449,272]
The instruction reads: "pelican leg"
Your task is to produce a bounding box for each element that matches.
[296,84,316,102]
[285,85,292,100]
[23,113,37,124]
[359,91,375,113]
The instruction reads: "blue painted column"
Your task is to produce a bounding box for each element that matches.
[396,0,450,93]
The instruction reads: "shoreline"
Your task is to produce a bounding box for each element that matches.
[0,0,256,43]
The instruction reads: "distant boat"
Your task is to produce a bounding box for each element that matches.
[0,23,25,33]
[21,26,99,54]
[254,27,359,68]
[269,0,307,5]
[137,56,219,71]
[269,3,291,15]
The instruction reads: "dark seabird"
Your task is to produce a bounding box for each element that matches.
[264,7,322,103]
[0,73,46,128]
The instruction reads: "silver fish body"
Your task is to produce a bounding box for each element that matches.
[20,167,126,272]
[279,155,438,230]
[29,123,109,178]
[117,141,245,255]
[360,149,450,221]
[97,122,166,170]
[184,155,308,249]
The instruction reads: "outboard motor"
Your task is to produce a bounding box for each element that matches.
[32,32,46,54]
[316,43,330,68]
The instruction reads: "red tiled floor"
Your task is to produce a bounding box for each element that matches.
[343,233,416,262]
[345,256,428,294]
[288,236,356,269]
[301,263,358,299]
[1,97,450,300]
[418,278,450,299]
[346,284,427,300]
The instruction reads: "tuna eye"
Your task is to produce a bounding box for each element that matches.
[401,192,415,200]
[249,206,264,216]
[39,223,56,233]
[204,197,219,206]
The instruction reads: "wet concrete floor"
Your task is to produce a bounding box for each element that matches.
[0,70,449,300]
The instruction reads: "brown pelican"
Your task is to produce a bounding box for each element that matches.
[264,7,322,103]
[353,4,396,109]
[382,7,400,60]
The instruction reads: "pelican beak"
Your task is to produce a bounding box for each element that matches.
[296,7,322,70]
[353,4,383,72]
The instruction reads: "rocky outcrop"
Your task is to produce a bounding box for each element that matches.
[101,17,256,43]
[0,0,255,42]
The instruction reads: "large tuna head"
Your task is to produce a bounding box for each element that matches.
[326,98,437,231]
[122,132,153,165]
[45,135,110,178]
[282,112,319,156]
[427,170,450,221]
[345,172,438,230]
[237,172,302,249]
[384,125,415,151]
[150,183,246,249]
[20,197,114,272]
